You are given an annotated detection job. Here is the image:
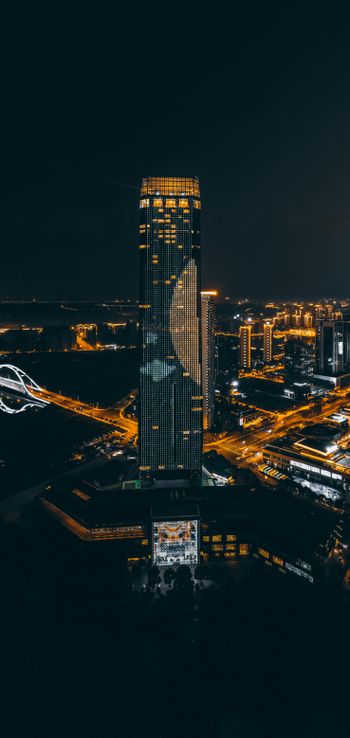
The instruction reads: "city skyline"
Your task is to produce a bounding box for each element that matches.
[4,7,350,737]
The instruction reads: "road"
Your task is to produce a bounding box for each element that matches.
[204,390,350,472]
[32,387,138,441]
[31,383,350,481]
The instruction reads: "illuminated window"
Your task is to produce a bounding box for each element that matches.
[226,544,236,551]
[141,539,149,546]
[179,199,189,208]
[153,198,163,207]
[212,534,222,542]
[141,177,200,198]
[258,547,269,559]
[272,555,284,567]
[239,544,249,556]
[72,488,90,501]
[202,535,210,542]
[226,534,237,542]
[193,200,201,209]
[212,544,223,551]
[140,198,149,208]
[165,199,176,208]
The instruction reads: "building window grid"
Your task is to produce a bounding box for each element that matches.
[139,184,202,476]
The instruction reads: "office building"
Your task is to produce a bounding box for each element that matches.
[285,337,314,385]
[240,324,252,369]
[304,312,313,329]
[42,478,343,585]
[201,291,217,430]
[139,177,202,483]
[315,320,350,377]
[263,321,273,363]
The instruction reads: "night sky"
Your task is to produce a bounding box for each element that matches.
[3,6,350,300]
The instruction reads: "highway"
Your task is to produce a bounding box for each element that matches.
[31,383,350,480]
[204,390,350,472]
[31,387,138,441]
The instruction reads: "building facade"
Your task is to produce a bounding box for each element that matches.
[263,321,273,363]
[315,319,350,376]
[201,291,216,430]
[240,324,252,369]
[139,177,202,483]
[284,337,314,386]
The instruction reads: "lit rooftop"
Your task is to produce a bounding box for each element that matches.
[140,177,200,197]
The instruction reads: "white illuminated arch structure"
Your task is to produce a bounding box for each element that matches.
[0,395,46,415]
[0,364,49,404]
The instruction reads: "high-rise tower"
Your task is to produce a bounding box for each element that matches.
[139,177,202,484]
[201,291,217,430]
[263,321,273,364]
[240,324,252,369]
[315,319,350,376]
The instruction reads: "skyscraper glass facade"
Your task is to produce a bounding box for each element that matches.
[240,324,252,368]
[139,177,202,482]
[201,291,216,430]
[316,320,350,376]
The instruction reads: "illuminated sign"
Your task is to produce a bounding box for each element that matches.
[295,558,312,572]
[290,459,342,481]
[152,519,199,566]
[285,562,314,583]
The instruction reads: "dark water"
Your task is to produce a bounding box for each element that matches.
[8,349,139,405]
[0,351,139,497]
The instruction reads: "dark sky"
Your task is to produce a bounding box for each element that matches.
[2,5,350,300]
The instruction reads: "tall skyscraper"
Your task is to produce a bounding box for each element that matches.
[263,321,273,363]
[240,324,252,369]
[285,337,314,385]
[315,319,350,376]
[139,177,202,484]
[201,291,217,430]
[304,312,313,329]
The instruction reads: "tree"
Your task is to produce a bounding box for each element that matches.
[163,567,175,586]
[174,565,194,597]
[194,565,206,582]
[148,564,160,589]
[175,564,192,583]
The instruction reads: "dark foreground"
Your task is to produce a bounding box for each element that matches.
[1,513,350,738]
